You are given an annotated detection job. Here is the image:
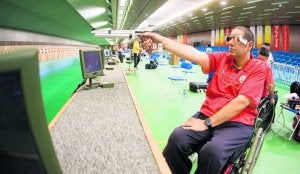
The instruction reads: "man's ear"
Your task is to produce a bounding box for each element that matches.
[248,41,254,49]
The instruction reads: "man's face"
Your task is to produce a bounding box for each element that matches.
[226,29,252,58]
[265,45,270,50]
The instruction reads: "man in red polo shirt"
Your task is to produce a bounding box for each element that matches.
[142,26,266,174]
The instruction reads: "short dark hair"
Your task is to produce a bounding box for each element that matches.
[232,26,254,48]
[233,26,254,43]
[207,44,211,47]
[264,42,270,46]
[259,46,270,57]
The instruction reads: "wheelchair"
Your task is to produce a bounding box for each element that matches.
[223,96,277,174]
[168,95,277,173]
[255,96,276,132]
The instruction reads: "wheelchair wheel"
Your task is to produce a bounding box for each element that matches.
[241,128,264,174]
[256,98,274,132]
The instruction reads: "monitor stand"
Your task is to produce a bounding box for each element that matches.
[84,78,100,90]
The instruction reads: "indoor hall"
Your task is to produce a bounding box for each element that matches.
[0,0,299,174]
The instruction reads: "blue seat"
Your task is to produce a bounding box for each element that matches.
[180,62,194,75]
[167,62,194,96]
[168,75,185,81]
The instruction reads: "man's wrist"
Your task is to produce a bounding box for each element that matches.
[204,118,212,130]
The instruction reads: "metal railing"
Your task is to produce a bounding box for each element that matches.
[273,62,300,88]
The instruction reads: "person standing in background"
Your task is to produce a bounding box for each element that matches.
[133,36,141,68]
[263,42,274,64]
[205,44,212,53]
[116,44,124,63]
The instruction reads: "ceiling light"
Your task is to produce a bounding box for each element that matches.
[120,0,126,7]
[204,11,213,16]
[220,1,227,6]
[205,16,213,19]
[264,8,279,11]
[221,11,232,15]
[135,0,211,31]
[278,16,291,18]
[223,5,234,10]
[91,21,109,28]
[287,11,300,14]
[272,19,285,22]
[254,18,265,20]
[221,16,231,19]
[247,0,263,4]
[240,12,252,15]
[271,2,288,6]
[243,6,256,10]
[78,7,106,20]
[92,30,110,34]
[259,13,271,16]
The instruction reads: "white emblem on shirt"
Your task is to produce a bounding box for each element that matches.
[239,75,246,83]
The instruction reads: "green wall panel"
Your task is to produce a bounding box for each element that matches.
[40,56,82,123]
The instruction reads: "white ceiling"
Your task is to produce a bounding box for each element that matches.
[122,0,300,36]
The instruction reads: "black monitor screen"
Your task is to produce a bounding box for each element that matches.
[83,51,101,74]
[0,71,45,173]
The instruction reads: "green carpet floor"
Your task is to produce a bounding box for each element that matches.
[125,57,300,174]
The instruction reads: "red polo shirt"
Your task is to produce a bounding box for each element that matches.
[257,55,268,62]
[200,52,266,126]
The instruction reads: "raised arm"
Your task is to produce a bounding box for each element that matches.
[141,32,210,73]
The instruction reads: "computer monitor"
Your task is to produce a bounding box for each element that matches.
[79,49,105,88]
[0,49,62,173]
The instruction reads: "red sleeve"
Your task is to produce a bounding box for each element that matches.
[239,62,266,108]
[265,64,274,85]
[205,52,228,74]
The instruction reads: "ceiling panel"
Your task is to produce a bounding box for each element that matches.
[122,0,168,30]
[0,0,299,45]
[123,0,300,37]
[0,0,116,45]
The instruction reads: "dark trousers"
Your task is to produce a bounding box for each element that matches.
[163,112,253,174]
[118,52,123,63]
[133,53,140,68]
